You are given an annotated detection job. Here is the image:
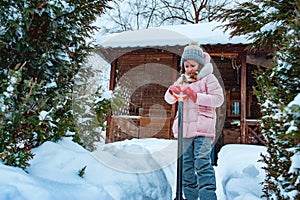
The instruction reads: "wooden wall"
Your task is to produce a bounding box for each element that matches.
[106,48,262,146]
[106,48,179,143]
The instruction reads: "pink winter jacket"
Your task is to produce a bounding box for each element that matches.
[164,72,224,141]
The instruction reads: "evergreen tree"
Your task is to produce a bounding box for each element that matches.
[72,53,125,151]
[0,0,110,169]
[215,0,300,198]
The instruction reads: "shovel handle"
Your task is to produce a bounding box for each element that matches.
[172,92,187,102]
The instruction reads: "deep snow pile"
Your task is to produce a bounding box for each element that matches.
[0,137,282,200]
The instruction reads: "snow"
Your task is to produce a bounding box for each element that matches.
[95,90,112,103]
[39,110,52,121]
[44,81,57,89]
[288,93,300,107]
[95,21,250,48]
[216,144,266,200]
[260,21,281,33]
[0,137,280,200]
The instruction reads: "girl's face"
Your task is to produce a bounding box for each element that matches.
[183,60,200,76]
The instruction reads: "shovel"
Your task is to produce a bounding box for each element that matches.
[173,92,186,200]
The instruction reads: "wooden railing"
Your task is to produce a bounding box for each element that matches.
[245,119,267,146]
[106,115,172,143]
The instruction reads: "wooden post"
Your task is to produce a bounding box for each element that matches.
[109,60,117,90]
[240,53,247,143]
[106,60,117,143]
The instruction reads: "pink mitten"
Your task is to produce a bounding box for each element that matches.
[169,85,181,95]
[182,87,197,102]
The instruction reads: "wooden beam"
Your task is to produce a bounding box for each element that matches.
[209,52,239,59]
[203,44,248,53]
[240,53,247,143]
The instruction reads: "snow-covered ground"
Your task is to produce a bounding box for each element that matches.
[1,137,273,200]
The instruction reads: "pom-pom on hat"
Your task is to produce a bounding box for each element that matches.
[180,42,205,67]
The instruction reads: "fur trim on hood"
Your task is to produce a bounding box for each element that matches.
[197,62,213,80]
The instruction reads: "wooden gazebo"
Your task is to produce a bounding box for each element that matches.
[94,22,273,147]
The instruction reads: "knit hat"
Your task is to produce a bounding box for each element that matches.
[180,42,205,67]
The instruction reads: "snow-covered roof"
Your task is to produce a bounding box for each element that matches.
[95,21,250,48]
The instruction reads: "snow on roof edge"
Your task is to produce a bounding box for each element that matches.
[95,21,251,49]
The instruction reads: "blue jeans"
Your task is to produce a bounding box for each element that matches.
[182,137,217,200]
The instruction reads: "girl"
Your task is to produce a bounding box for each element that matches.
[164,42,224,200]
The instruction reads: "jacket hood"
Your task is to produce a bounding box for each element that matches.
[197,63,213,80]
